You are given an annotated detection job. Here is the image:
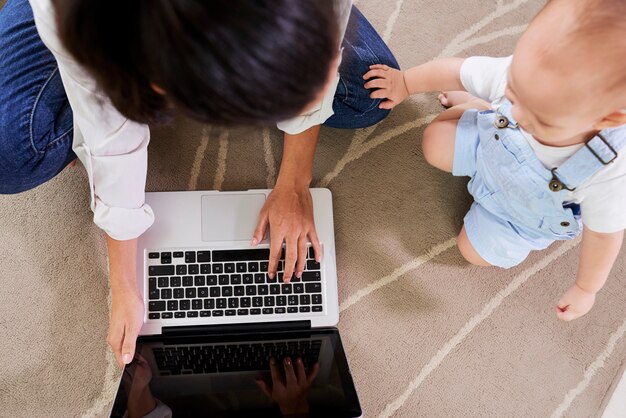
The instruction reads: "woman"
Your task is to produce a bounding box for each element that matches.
[0,0,398,368]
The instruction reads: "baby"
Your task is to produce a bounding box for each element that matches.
[364,0,626,321]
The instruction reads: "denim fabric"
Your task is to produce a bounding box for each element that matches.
[453,100,626,268]
[324,6,399,129]
[0,0,75,194]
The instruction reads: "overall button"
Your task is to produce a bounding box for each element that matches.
[549,180,564,192]
[494,116,510,129]
[560,221,571,227]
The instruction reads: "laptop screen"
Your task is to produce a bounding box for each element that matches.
[109,328,361,418]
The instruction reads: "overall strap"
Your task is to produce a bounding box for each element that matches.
[551,127,626,191]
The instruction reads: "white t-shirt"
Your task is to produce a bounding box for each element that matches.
[29,0,351,240]
[460,56,626,233]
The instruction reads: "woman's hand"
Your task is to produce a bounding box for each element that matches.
[108,288,144,368]
[363,64,409,109]
[252,185,322,283]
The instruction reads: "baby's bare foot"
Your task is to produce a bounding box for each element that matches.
[438,91,476,108]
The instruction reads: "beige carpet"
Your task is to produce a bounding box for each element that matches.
[2,0,626,417]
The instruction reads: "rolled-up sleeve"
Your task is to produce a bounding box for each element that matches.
[31,0,154,240]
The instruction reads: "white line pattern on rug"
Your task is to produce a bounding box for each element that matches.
[188,127,210,190]
[382,0,405,42]
[213,130,230,191]
[340,237,456,312]
[377,239,579,418]
[262,128,277,188]
[550,316,626,418]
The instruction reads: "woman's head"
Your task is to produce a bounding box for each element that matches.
[54,0,340,125]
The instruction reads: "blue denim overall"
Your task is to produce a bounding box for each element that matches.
[453,100,626,268]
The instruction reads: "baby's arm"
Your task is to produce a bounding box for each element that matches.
[363,58,465,109]
[556,226,624,321]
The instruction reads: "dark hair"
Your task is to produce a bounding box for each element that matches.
[53,0,339,125]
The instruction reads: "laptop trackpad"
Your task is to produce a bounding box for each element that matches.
[201,193,266,242]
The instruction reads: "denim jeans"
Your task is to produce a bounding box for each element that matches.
[0,0,397,194]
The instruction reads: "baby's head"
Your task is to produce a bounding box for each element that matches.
[507,0,626,144]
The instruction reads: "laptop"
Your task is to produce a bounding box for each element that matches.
[109,189,362,417]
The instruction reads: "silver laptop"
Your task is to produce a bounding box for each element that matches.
[109,189,362,417]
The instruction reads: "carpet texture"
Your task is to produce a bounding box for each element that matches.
[1,0,625,417]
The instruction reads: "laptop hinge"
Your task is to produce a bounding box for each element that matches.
[161,320,311,337]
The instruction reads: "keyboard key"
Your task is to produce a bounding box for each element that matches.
[194,276,205,286]
[185,251,196,263]
[224,263,235,273]
[252,297,263,307]
[225,310,236,316]
[287,307,298,313]
[170,276,181,287]
[173,251,184,258]
[240,297,251,308]
[258,285,269,295]
[254,274,265,284]
[213,248,271,262]
[149,313,160,319]
[192,299,202,310]
[250,308,261,315]
[282,284,292,294]
[161,289,172,299]
[216,298,227,309]
[236,263,247,273]
[207,275,217,286]
[270,284,281,295]
[260,262,269,272]
[219,275,229,285]
[248,262,259,272]
[312,294,322,305]
[204,299,215,310]
[149,301,166,312]
[188,264,199,275]
[228,298,239,308]
[180,300,190,310]
[264,296,275,306]
[222,286,233,297]
[197,251,211,262]
[302,271,321,282]
[234,286,245,296]
[162,312,173,319]
[158,277,169,288]
[305,283,322,293]
[149,289,160,300]
[231,274,242,285]
[185,288,196,298]
[198,287,209,298]
[210,287,220,297]
[200,264,211,274]
[149,265,174,276]
[300,295,310,305]
[174,289,184,299]
[243,274,254,284]
[148,252,160,259]
[200,310,211,317]
[161,252,172,262]
[275,307,286,314]
[213,264,223,274]
[167,300,178,311]
[187,311,198,318]
[175,312,185,318]
[183,276,193,286]
[176,265,187,275]
[237,309,249,316]
[294,284,304,294]
[312,306,323,312]
[308,247,315,259]
[299,306,311,313]
[149,277,157,291]
[263,308,274,315]
[277,296,287,306]
[306,260,321,271]
[246,286,257,296]
[288,295,298,306]
[213,310,224,317]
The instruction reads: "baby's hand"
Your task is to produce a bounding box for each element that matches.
[555,284,596,321]
[363,64,409,110]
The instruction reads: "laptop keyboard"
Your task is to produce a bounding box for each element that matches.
[146,247,323,320]
[152,339,322,376]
